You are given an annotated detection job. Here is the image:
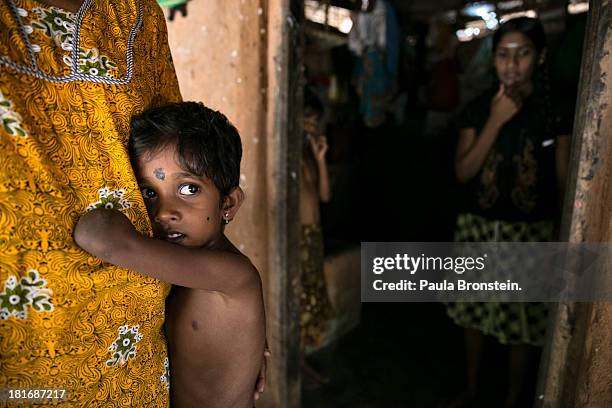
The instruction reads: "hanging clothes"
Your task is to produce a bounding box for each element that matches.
[348,0,399,128]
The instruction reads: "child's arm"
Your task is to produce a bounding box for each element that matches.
[74,208,259,293]
[310,134,331,203]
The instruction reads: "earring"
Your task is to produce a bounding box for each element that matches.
[224,212,230,224]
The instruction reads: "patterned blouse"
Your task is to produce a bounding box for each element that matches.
[0,0,181,405]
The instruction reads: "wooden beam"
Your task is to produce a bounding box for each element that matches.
[536,1,612,407]
[263,0,304,406]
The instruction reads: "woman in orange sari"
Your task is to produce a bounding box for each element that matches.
[0,0,181,405]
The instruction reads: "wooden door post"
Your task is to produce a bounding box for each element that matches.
[536,1,612,407]
[264,0,304,406]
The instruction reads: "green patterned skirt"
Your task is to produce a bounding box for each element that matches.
[446,213,554,346]
[299,224,334,351]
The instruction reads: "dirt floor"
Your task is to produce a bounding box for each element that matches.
[302,302,540,407]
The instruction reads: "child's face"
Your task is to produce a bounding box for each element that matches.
[494,31,539,89]
[304,112,320,137]
[134,146,225,248]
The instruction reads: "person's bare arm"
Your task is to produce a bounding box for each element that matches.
[317,159,331,203]
[310,134,331,202]
[253,341,271,401]
[74,208,259,292]
[455,85,520,183]
[555,135,571,203]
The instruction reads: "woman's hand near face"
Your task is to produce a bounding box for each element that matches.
[456,86,517,183]
[490,84,521,127]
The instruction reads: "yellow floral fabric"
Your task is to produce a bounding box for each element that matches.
[0,0,181,406]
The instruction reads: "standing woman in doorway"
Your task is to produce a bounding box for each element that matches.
[445,17,571,408]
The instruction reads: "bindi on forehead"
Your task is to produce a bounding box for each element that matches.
[498,41,533,50]
[154,168,166,181]
[498,32,534,50]
[499,42,524,49]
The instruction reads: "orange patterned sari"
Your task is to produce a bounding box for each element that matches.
[0,0,181,405]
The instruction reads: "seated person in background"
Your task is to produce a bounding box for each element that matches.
[75,102,266,408]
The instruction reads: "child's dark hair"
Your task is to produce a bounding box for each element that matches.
[304,86,324,118]
[130,102,242,197]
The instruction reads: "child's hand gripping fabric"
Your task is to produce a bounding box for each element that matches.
[74,208,137,262]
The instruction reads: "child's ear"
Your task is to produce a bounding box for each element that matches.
[222,187,245,223]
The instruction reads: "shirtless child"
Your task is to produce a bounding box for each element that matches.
[74,102,266,407]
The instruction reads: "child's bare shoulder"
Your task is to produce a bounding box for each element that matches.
[223,251,261,288]
[195,240,262,296]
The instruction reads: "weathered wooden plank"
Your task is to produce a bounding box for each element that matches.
[537,1,612,407]
[262,0,304,406]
